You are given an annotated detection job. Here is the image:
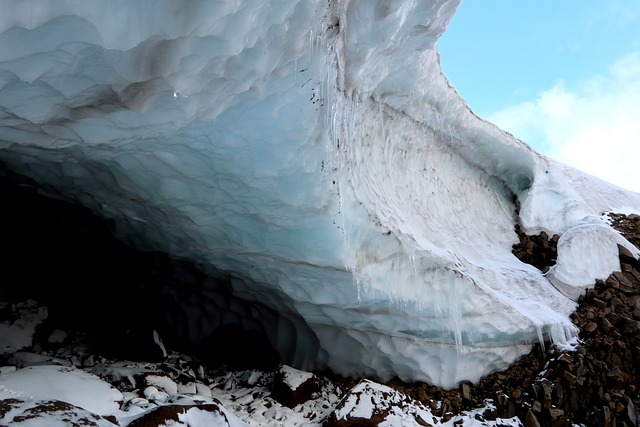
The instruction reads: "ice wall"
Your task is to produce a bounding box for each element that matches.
[1,0,640,389]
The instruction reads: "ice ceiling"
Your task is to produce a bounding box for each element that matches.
[1,0,640,389]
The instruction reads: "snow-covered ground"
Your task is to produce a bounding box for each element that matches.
[0,322,523,427]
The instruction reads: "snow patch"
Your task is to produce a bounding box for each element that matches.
[280,364,314,391]
[0,365,123,416]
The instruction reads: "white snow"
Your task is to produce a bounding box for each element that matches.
[1,0,639,391]
[0,365,123,416]
[279,364,314,391]
[146,375,179,395]
[174,406,251,427]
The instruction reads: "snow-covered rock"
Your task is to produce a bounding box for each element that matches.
[271,364,320,408]
[127,403,251,427]
[1,0,640,389]
[328,379,435,426]
[0,398,119,427]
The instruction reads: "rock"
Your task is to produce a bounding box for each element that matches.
[0,398,118,427]
[549,407,564,420]
[626,398,639,427]
[512,227,559,271]
[532,400,542,413]
[127,402,246,427]
[613,271,635,291]
[606,275,621,290]
[326,380,405,427]
[557,353,573,363]
[461,382,472,401]
[271,364,320,409]
[140,373,178,395]
[524,409,541,427]
[562,371,577,385]
[620,319,640,336]
[511,387,523,400]
[600,317,614,333]
[603,405,612,427]
[618,244,639,268]
[584,322,598,332]
[628,269,640,283]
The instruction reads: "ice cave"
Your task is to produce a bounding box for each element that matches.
[1,0,640,389]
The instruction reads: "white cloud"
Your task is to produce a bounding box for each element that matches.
[489,51,640,193]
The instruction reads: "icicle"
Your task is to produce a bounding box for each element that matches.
[536,325,546,352]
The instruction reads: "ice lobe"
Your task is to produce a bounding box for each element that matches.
[1,0,640,389]
[547,219,640,301]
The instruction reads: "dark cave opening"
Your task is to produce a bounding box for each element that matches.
[0,165,283,370]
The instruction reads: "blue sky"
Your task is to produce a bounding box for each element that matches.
[438,1,640,193]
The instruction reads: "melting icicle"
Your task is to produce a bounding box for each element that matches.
[536,325,546,352]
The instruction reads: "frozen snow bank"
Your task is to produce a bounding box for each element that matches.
[1,0,640,389]
[547,219,640,300]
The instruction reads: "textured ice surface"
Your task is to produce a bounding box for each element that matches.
[1,0,640,389]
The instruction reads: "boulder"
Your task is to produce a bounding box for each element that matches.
[270,364,319,408]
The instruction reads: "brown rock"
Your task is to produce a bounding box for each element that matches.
[541,381,553,407]
[2,398,119,427]
[613,271,635,292]
[524,409,541,427]
[512,388,523,400]
[562,371,577,385]
[585,322,598,332]
[620,319,640,336]
[618,244,639,267]
[549,407,565,419]
[271,364,319,409]
[628,268,640,283]
[625,398,638,426]
[326,380,413,427]
[603,405,612,427]
[600,318,614,333]
[128,404,230,427]
[593,298,608,309]
[557,353,573,363]
[532,400,542,413]
[461,383,472,401]
[606,275,621,289]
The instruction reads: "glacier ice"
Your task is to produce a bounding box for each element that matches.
[1,0,640,389]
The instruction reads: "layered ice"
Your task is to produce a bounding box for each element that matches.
[1,0,640,389]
